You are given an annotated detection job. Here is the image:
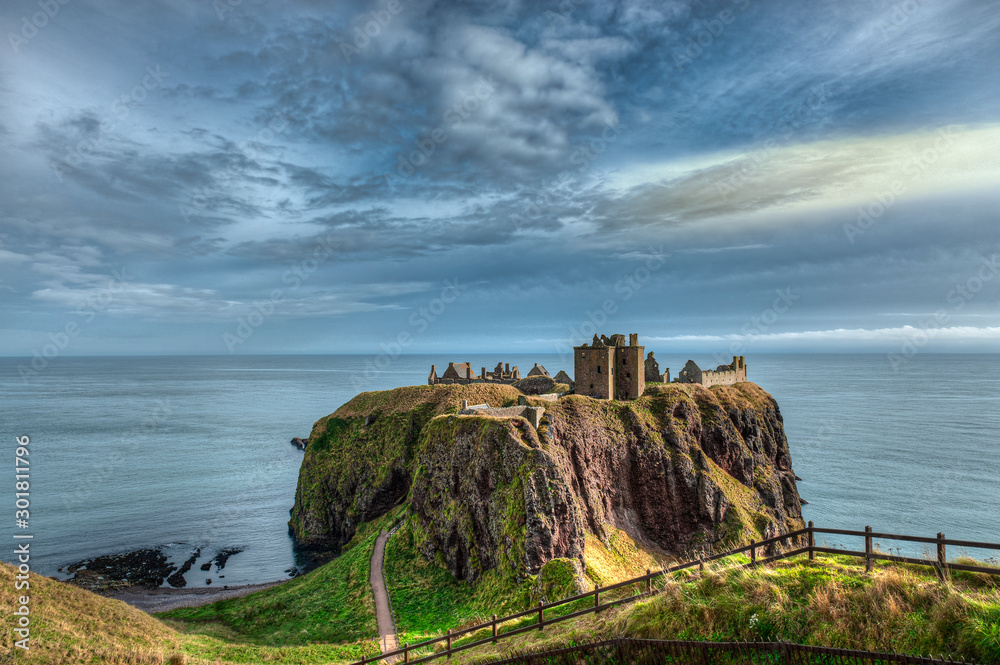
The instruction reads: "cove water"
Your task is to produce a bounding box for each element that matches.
[1,353,997,585]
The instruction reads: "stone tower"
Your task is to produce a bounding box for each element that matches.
[573,333,645,400]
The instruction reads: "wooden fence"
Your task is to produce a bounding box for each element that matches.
[355,523,1000,664]
[482,636,977,665]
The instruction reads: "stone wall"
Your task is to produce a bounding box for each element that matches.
[574,333,645,400]
[459,404,545,428]
[614,344,645,400]
[677,356,746,387]
[574,345,614,399]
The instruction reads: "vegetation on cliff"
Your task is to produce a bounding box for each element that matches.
[441,554,1000,665]
[21,381,998,664]
[290,381,804,588]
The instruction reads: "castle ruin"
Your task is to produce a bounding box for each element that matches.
[676,356,746,387]
[427,335,747,400]
[429,361,521,385]
[644,351,670,384]
[574,333,645,400]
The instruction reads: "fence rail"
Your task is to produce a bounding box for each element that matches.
[482,637,976,665]
[356,524,1000,664]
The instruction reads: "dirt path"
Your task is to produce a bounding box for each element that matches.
[370,529,399,661]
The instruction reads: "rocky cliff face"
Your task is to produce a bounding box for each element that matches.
[289,382,803,583]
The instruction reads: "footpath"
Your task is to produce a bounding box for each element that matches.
[369,529,399,662]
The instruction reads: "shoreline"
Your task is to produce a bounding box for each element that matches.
[110,579,288,613]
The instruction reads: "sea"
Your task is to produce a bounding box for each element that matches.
[1,353,998,586]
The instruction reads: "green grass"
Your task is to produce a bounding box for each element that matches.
[161,509,405,647]
[383,513,534,647]
[439,554,1000,665]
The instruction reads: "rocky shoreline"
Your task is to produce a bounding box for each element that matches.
[59,545,247,593]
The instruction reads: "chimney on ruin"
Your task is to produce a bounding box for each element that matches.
[629,333,639,347]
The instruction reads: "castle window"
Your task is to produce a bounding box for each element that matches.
[627,372,631,378]
[597,366,601,374]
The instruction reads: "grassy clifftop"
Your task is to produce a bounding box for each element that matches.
[289,384,522,554]
[291,381,803,587]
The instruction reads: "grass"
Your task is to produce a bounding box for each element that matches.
[383,513,534,648]
[7,536,1000,664]
[160,509,405,649]
[437,554,1000,664]
[0,559,185,664]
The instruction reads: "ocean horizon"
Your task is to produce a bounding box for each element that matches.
[3,352,998,587]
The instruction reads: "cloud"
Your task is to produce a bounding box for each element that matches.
[591,123,1000,232]
[1,0,999,354]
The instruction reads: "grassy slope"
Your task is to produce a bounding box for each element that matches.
[383,514,533,646]
[7,532,1000,664]
[440,555,1000,665]
[0,560,185,664]
[160,509,406,648]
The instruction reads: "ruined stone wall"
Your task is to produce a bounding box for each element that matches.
[681,356,747,387]
[574,346,614,399]
[614,344,645,400]
[459,405,545,428]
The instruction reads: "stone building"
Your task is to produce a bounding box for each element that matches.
[573,333,645,400]
[644,352,670,384]
[676,356,746,387]
[526,363,550,378]
[552,370,573,388]
[429,362,479,385]
[429,361,521,385]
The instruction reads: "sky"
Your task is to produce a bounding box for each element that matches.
[1,0,999,360]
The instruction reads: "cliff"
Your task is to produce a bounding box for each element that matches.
[289,381,803,583]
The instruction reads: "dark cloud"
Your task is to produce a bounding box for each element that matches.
[0,0,998,354]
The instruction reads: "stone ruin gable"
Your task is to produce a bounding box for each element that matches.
[459,400,545,428]
[429,362,480,385]
[644,351,670,383]
[675,356,747,387]
[677,359,703,384]
[573,332,644,400]
[526,363,550,378]
[552,370,573,388]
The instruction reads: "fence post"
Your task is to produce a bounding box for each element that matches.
[646,568,651,594]
[937,532,948,581]
[492,614,497,643]
[808,521,815,561]
[404,642,409,663]
[538,600,544,631]
[699,558,704,574]
[750,540,756,565]
[865,525,873,573]
[594,583,600,612]
[447,629,452,658]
